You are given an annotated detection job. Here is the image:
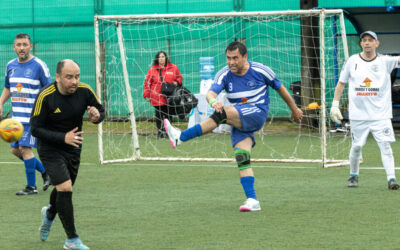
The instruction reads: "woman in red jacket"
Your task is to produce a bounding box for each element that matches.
[143,51,183,139]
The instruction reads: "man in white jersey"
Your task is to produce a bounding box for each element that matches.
[330,31,400,189]
[164,41,303,211]
[0,33,51,195]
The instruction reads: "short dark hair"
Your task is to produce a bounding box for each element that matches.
[225,41,247,56]
[56,59,80,75]
[153,51,169,66]
[15,33,31,44]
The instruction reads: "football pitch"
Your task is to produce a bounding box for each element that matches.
[1,133,400,249]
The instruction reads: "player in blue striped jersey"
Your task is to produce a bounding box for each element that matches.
[0,33,51,195]
[164,41,303,211]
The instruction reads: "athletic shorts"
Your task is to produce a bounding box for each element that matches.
[350,119,395,147]
[11,124,37,148]
[38,148,81,186]
[231,104,267,147]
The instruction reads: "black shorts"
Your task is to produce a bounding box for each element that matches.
[38,148,81,186]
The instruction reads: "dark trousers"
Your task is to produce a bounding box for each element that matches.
[154,105,171,138]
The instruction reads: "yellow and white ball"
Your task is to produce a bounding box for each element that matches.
[0,118,24,143]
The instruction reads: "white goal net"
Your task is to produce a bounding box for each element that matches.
[94,10,351,167]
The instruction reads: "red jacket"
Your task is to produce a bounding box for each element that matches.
[143,62,183,106]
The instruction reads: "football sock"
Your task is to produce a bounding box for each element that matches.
[377,142,395,181]
[349,145,361,176]
[47,188,58,220]
[56,191,78,239]
[33,157,46,174]
[24,158,36,187]
[240,176,257,200]
[180,124,202,142]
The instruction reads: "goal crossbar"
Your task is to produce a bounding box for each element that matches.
[95,9,345,21]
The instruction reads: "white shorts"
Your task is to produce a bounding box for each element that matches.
[350,119,395,147]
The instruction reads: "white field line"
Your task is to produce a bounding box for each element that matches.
[0,161,396,170]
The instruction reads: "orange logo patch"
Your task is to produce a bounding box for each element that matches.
[16,83,23,92]
[362,77,372,87]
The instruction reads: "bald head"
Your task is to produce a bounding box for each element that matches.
[56,59,80,75]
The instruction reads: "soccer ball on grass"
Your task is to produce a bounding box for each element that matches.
[0,118,24,143]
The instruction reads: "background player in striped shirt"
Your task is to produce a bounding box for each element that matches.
[164,41,303,211]
[0,33,51,195]
[330,31,400,189]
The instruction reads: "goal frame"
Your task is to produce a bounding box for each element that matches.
[94,9,350,167]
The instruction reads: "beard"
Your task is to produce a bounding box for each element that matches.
[229,65,244,74]
[18,53,29,62]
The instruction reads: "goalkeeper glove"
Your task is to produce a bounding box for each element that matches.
[330,100,343,124]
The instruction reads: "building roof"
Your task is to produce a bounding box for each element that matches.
[322,6,400,53]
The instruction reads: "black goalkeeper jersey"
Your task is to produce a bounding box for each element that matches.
[30,81,105,154]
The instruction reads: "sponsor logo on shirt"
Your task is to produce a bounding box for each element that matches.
[355,77,379,96]
[11,83,29,100]
[241,97,248,104]
[362,77,372,87]
[11,97,28,102]
[16,83,23,92]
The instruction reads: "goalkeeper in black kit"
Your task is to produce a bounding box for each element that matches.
[30,59,105,250]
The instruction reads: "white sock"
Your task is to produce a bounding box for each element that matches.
[377,142,396,181]
[349,145,362,176]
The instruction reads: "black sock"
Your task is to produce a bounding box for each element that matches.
[47,188,58,220]
[56,191,78,239]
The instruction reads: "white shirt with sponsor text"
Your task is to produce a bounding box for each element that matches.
[339,54,399,120]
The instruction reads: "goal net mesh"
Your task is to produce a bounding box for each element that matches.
[96,11,351,166]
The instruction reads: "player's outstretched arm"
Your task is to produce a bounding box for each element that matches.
[276,85,303,122]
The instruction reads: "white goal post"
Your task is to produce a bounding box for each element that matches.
[94,10,350,167]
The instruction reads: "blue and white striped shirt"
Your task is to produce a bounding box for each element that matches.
[209,61,281,113]
[5,57,51,124]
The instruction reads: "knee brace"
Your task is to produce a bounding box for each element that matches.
[378,142,393,156]
[235,148,251,170]
[210,108,227,125]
